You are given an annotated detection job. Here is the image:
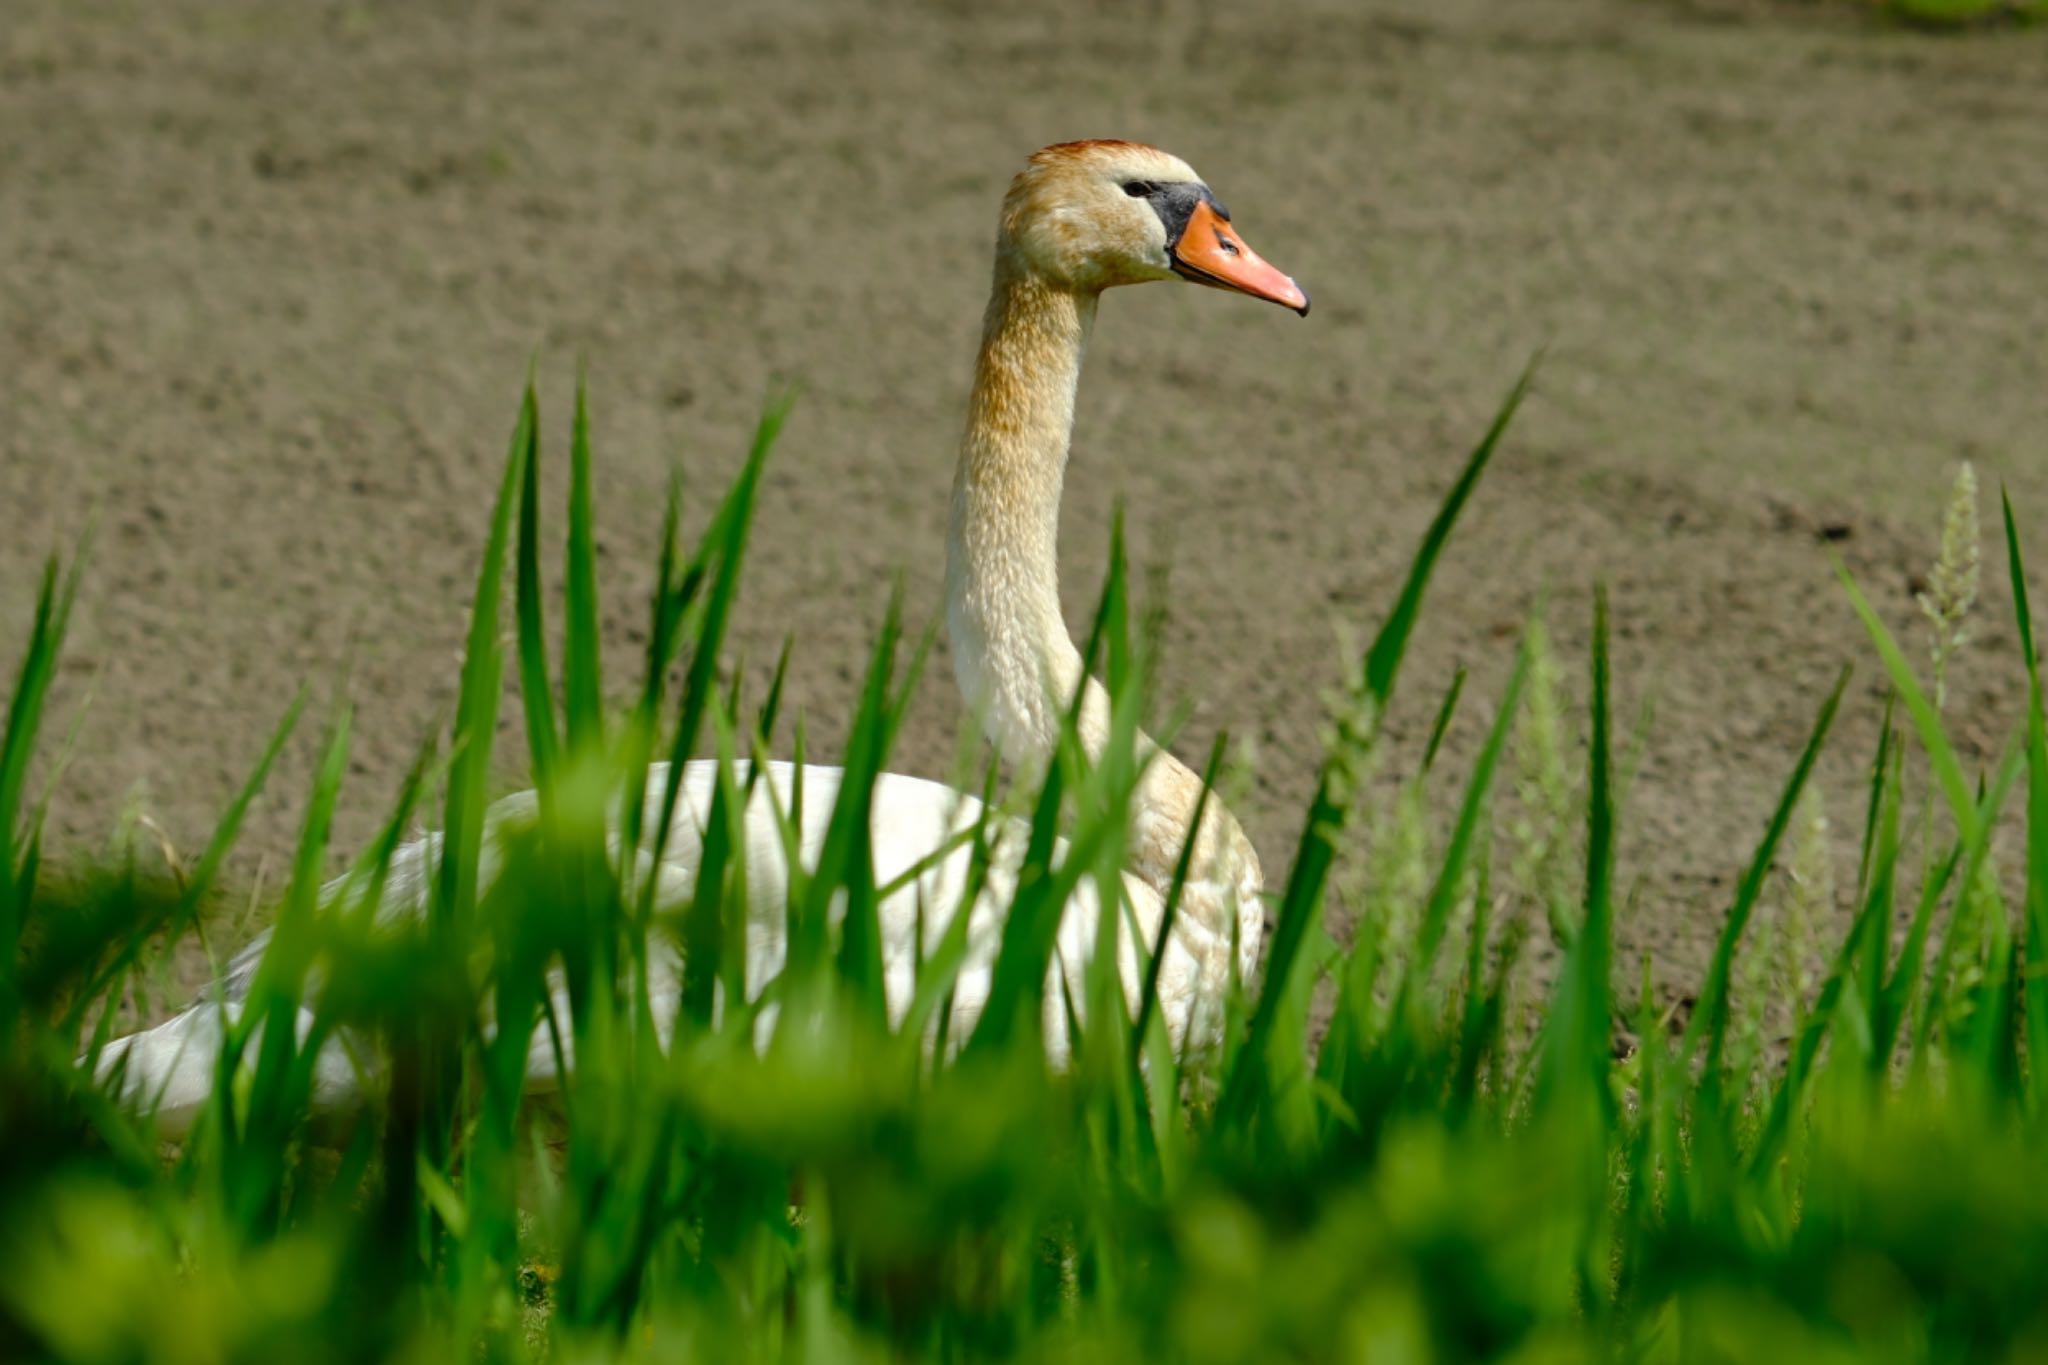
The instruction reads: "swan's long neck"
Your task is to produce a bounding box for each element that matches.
[946,260,1094,767]
[945,255,1262,965]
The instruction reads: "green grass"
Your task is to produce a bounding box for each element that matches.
[1871,0,2048,28]
[3,373,2047,1362]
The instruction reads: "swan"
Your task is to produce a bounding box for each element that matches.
[95,140,1308,1129]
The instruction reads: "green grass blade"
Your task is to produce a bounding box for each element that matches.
[0,541,87,1008]
[1452,880,1520,1122]
[1076,518,1149,1074]
[1750,852,1896,1168]
[1411,645,1527,980]
[192,700,356,1235]
[681,722,738,1031]
[1878,841,1963,1068]
[754,635,795,769]
[1857,735,1905,1067]
[1131,733,1226,1070]
[637,467,687,723]
[825,593,904,1028]
[1683,665,1850,1074]
[0,555,70,1018]
[2003,489,2048,1109]
[1915,748,2024,1058]
[616,467,687,900]
[563,370,604,752]
[342,740,440,938]
[1536,585,1615,1120]
[962,755,1071,1060]
[1854,698,1901,1036]
[1837,560,1977,845]
[261,708,353,983]
[437,385,533,929]
[898,768,1001,1048]
[1855,691,1898,904]
[1961,931,2021,1101]
[1330,645,1524,1117]
[235,708,354,1182]
[675,391,788,768]
[1362,358,1534,708]
[1420,667,1468,777]
[512,384,560,795]
[647,392,789,910]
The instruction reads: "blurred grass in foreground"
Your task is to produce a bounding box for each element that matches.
[3,373,2046,1363]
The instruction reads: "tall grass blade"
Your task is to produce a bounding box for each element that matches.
[1857,733,1905,1067]
[1854,698,1901,1035]
[615,467,687,902]
[898,768,1000,1048]
[1683,665,1849,1075]
[0,545,87,1033]
[0,557,67,1024]
[1915,749,2023,1058]
[1855,691,1897,903]
[2003,489,2048,1108]
[1411,646,1527,980]
[224,706,354,1233]
[1837,561,1978,844]
[825,592,906,1028]
[681,729,738,1032]
[1421,666,1468,776]
[1131,733,1227,1069]
[437,388,532,929]
[512,385,559,793]
[647,392,790,910]
[1361,359,1535,704]
[563,370,604,752]
[1537,585,1615,1120]
[1878,841,1963,1068]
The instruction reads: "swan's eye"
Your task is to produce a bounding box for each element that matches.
[1122,180,1154,197]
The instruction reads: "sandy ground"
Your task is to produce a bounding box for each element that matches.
[4,0,2046,999]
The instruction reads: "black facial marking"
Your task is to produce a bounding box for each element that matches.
[1135,182,1215,248]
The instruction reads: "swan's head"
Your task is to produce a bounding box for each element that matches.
[998,140,1309,316]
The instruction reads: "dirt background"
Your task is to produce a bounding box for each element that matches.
[4,0,2046,997]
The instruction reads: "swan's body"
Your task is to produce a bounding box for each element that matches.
[100,761,1191,1127]
[98,140,1308,1130]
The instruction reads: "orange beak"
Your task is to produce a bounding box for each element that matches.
[1169,199,1310,316]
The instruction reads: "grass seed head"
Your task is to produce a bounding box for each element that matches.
[1319,622,1384,815]
[1780,784,1832,1009]
[1371,782,1432,974]
[1918,461,1980,711]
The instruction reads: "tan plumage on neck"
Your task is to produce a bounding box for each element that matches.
[944,150,1268,985]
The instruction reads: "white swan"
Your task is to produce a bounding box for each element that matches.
[96,140,1308,1129]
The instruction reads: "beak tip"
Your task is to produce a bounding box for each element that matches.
[1293,293,1311,318]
